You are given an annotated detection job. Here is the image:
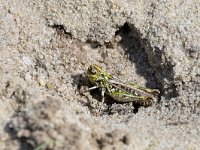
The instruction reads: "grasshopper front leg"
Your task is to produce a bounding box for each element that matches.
[88,86,105,103]
[88,86,99,90]
[101,88,106,103]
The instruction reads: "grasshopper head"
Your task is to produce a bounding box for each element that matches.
[86,64,102,84]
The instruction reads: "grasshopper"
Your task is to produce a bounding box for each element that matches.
[86,64,160,106]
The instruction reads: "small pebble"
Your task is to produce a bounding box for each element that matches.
[22,56,32,65]
[46,82,56,89]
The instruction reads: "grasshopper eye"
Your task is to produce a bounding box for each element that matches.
[88,66,97,75]
[90,67,97,75]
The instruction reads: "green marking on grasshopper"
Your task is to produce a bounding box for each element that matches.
[86,64,160,106]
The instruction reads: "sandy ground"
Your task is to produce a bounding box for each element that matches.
[0,0,200,150]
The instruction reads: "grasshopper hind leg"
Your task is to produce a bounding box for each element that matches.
[136,98,154,107]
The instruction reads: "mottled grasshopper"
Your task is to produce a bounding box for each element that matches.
[86,64,160,106]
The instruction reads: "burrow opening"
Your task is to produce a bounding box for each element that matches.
[115,22,179,99]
